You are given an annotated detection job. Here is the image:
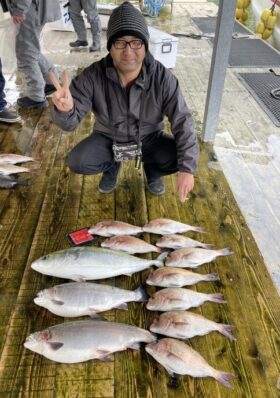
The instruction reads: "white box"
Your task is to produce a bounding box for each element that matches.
[47,1,72,31]
[148,27,178,69]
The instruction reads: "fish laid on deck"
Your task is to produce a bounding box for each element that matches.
[0,153,35,164]
[146,267,219,287]
[146,287,226,311]
[24,320,156,363]
[34,282,148,317]
[143,218,204,235]
[166,247,233,268]
[156,234,213,249]
[0,163,30,175]
[31,246,166,281]
[0,174,29,188]
[101,235,163,254]
[145,338,235,388]
[88,220,142,236]
[150,311,236,341]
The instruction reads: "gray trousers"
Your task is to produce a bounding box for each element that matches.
[67,131,178,181]
[69,0,101,44]
[15,4,59,102]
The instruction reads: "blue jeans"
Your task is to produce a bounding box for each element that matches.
[0,58,7,111]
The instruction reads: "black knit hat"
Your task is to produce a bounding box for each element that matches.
[107,2,149,51]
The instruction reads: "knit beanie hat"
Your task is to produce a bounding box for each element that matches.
[107,2,149,51]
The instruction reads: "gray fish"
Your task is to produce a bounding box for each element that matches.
[101,235,162,254]
[146,267,219,287]
[150,311,236,341]
[146,287,226,311]
[166,247,233,268]
[143,218,204,235]
[145,338,235,388]
[24,320,156,363]
[31,246,167,281]
[34,282,148,317]
[88,220,142,237]
[0,174,29,188]
[0,163,30,175]
[156,234,213,250]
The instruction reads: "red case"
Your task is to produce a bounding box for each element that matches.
[66,228,98,246]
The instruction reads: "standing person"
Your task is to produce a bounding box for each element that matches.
[69,0,101,52]
[7,0,61,109]
[50,2,199,203]
[0,58,21,123]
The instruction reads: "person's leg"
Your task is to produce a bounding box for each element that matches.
[82,0,101,52]
[69,0,88,45]
[0,58,21,123]
[67,132,121,193]
[142,131,178,195]
[16,14,48,107]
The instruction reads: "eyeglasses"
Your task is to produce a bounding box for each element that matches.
[113,39,144,50]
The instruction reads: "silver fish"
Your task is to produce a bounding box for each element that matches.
[142,218,204,235]
[150,311,236,341]
[34,282,148,317]
[88,220,142,237]
[0,153,35,164]
[146,287,226,311]
[156,234,213,249]
[145,338,234,388]
[31,246,166,281]
[101,235,162,254]
[166,247,233,268]
[24,320,156,363]
[146,267,219,287]
[0,163,30,175]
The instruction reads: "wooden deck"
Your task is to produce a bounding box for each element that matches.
[0,1,280,397]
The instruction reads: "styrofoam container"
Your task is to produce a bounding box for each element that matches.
[148,27,178,69]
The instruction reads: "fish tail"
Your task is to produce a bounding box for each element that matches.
[204,273,220,282]
[134,284,149,302]
[201,243,214,249]
[219,324,236,341]
[191,226,205,233]
[209,293,227,304]
[214,370,235,388]
[153,251,169,267]
[217,248,234,257]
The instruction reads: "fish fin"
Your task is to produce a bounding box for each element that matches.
[96,350,112,361]
[51,299,64,306]
[115,303,128,310]
[129,342,140,350]
[219,325,236,341]
[215,371,235,389]
[99,355,113,362]
[89,312,106,320]
[156,251,169,262]
[134,284,149,302]
[47,342,64,351]
[174,321,189,328]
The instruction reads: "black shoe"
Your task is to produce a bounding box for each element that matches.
[44,84,56,96]
[69,40,88,48]
[0,107,21,123]
[98,162,121,194]
[17,96,48,109]
[147,177,165,196]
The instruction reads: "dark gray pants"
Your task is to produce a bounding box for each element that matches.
[67,131,178,180]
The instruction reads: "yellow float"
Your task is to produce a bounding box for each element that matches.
[255,2,278,40]
[235,0,251,24]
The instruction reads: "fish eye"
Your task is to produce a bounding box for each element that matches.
[41,255,48,261]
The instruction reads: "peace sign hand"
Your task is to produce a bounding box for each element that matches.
[48,70,74,112]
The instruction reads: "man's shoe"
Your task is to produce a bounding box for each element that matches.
[0,107,21,123]
[89,42,101,52]
[17,97,48,109]
[147,177,165,196]
[98,162,121,194]
[44,84,56,96]
[69,40,88,48]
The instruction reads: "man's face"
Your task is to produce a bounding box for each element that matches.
[110,35,146,75]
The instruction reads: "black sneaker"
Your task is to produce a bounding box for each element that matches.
[69,40,88,48]
[147,177,165,196]
[44,84,56,96]
[17,96,48,109]
[98,162,121,194]
[0,107,21,123]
